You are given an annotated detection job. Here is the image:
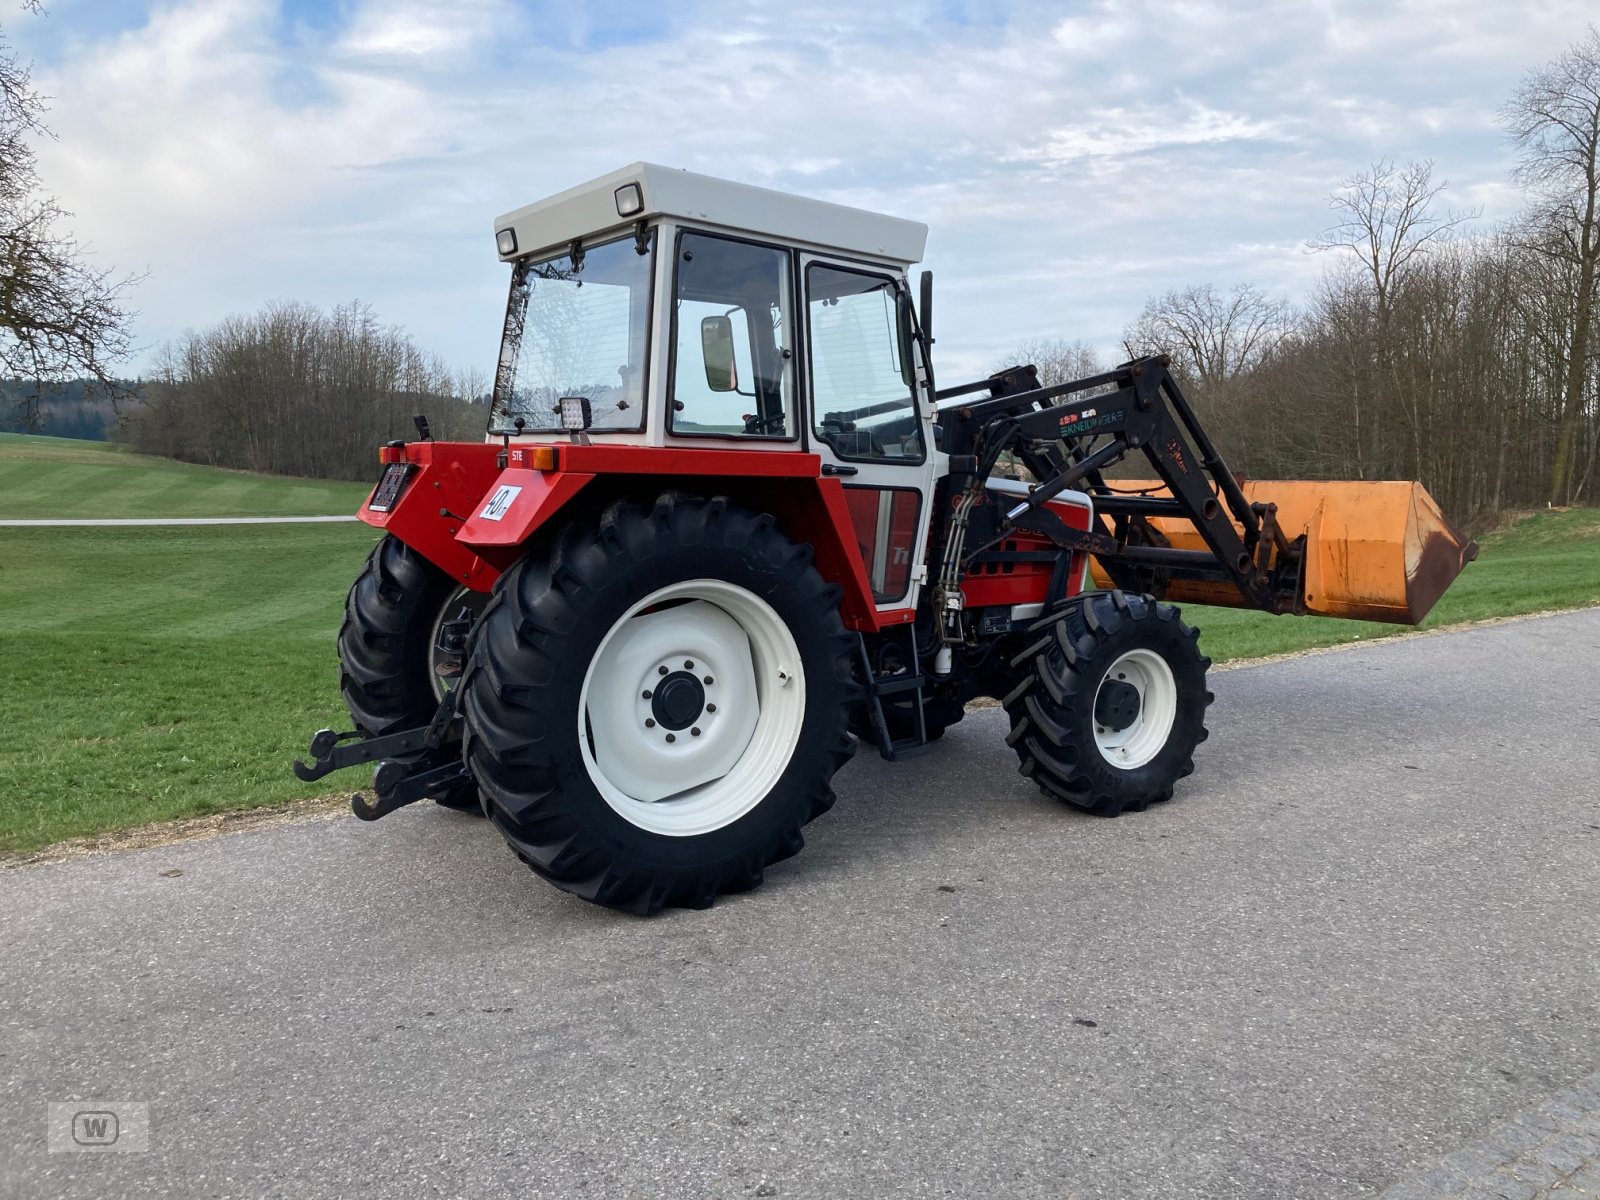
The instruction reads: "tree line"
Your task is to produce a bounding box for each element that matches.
[0,378,120,438]
[124,301,489,480]
[1019,29,1600,524]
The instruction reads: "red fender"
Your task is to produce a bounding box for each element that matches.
[363,441,887,631]
[455,467,596,548]
[357,441,507,590]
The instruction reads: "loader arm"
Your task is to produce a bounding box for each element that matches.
[936,356,1476,625]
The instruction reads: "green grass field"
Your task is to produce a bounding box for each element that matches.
[1,433,1596,854]
[0,433,371,518]
[1,522,379,853]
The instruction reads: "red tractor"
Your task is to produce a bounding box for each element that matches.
[296,163,1477,914]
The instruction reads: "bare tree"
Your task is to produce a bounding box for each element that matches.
[0,2,139,427]
[1000,337,1104,386]
[1309,159,1474,324]
[1503,25,1600,505]
[1305,160,1474,478]
[129,300,480,480]
[1123,283,1290,391]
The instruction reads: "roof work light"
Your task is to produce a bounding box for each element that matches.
[614,183,644,217]
[558,396,593,432]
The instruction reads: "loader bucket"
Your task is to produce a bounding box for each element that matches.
[1089,480,1478,625]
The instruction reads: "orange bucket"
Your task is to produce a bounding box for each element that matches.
[1088,480,1478,625]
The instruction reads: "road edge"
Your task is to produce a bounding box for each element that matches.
[0,794,350,871]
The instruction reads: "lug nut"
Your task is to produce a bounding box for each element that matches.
[684,660,695,669]
[665,733,676,743]
[691,727,701,737]
[642,689,653,700]
[703,676,713,685]
[706,703,717,713]
[645,718,656,728]
[658,665,669,676]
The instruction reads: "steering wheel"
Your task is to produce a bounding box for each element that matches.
[820,416,887,459]
[742,412,787,435]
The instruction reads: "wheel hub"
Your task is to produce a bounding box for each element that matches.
[1091,648,1179,770]
[1094,678,1141,732]
[651,672,706,730]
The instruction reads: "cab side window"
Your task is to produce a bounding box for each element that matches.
[670,233,794,438]
[807,264,924,462]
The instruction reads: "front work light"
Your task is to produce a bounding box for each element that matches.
[496,227,518,256]
[558,396,593,431]
[614,183,643,217]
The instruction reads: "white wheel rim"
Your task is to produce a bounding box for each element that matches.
[1092,648,1177,770]
[578,580,804,837]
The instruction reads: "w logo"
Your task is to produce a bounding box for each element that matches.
[48,1102,147,1152]
[72,1112,118,1145]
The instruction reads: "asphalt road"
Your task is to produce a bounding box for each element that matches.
[4,609,1599,1200]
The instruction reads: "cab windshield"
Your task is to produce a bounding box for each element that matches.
[489,232,654,433]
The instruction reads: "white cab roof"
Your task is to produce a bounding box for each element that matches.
[494,163,928,268]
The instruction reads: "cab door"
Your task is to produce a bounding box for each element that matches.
[800,256,939,615]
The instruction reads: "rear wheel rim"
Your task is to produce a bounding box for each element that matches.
[1092,648,1176,769]
[579,579,805,837]
[428,586,487,703]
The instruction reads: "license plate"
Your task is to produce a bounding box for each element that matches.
[368,463,414,513]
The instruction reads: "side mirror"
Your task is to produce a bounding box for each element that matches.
[701,315,738,392]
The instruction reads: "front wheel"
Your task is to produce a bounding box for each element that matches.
[1003,591,1212,816]
[460,495,858,914]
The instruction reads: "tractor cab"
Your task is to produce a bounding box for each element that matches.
[488,164,941,606]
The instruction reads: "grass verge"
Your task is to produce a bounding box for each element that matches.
[0,523,379,853]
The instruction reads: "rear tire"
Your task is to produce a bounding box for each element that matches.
[1003,591,1211,816]
[338,535,484,812]
[461,495,858,914]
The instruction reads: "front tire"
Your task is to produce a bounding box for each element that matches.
[1003,591,1211,816]
[461,495,858,914]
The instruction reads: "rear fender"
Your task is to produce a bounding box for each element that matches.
[455,463,883,631]
[455,468,596,548]
[358,441,507,590]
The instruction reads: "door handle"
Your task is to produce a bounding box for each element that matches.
[821,464,859,476]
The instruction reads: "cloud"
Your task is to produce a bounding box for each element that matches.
[15,0,1600,386]
[336,0,511,63]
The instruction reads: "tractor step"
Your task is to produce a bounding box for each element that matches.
[873,675,926,697]
[881,738,935,761]
[855,631,938,762]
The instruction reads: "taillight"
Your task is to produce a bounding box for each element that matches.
[511,446,558,471]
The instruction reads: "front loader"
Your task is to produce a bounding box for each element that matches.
[294,163,1478,914]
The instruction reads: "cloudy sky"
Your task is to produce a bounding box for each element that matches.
[9,0,1595,384]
